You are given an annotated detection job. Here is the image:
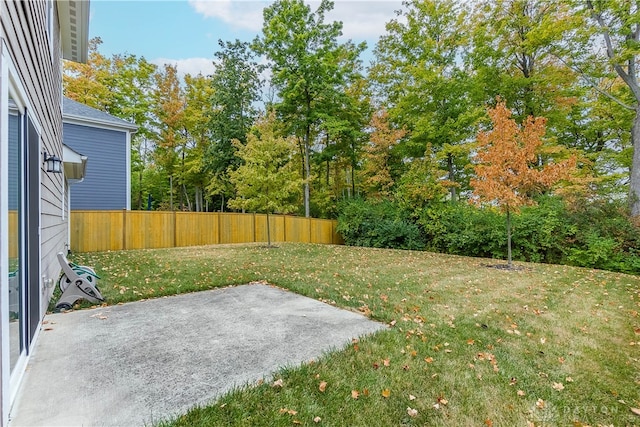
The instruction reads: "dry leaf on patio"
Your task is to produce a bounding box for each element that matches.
[319,381,327,392]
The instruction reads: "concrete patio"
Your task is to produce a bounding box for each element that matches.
[9,283,386,426]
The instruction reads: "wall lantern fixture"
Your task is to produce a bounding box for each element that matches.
[43,151,62,173]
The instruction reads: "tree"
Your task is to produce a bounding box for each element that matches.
[228,112,303,246]
[206,40,263,211]
[153,64,186,210]
[570,1,640,217]
[255,0,366,217]
[361,110,407,199]
[470,101,576,267]
[370,0,479,201]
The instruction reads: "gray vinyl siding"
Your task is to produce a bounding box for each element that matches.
[64,123,128,210]
[1,0,66,333]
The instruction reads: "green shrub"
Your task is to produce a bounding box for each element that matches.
[337,195,640,274]
[337,199,425,250]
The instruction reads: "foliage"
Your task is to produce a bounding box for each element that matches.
[206,40,263,210]
[337,199,425,251]
[471,100,576,266]
[228,112,302,216]
[360,110,407,199]
[255,0,366,217]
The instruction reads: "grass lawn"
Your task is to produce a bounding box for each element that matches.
[66,243,640,426]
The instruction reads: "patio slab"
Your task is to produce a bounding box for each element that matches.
[9,283,386,426]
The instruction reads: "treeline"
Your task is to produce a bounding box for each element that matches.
[64,0,640,272]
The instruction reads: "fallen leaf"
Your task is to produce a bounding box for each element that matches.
[553,382,565,391]
[509,377,517,386]
[381,389,391,398]
[484,419,493,427]
[409,394,416,400]
[407,407,418,417]
[536,398,545,409]
[362,388,369,397]
[467,339,475,345]
[566,377,574,383]
[631,408,640,416]
[279,408,298,415]
[313,416,322,423]
[351,390,359,399]
[383,358,390,367]
[272,379,284,388]
[424,357,434,363]
[540,337,546,344]
[319,381,327,392]
[517,390,525,396]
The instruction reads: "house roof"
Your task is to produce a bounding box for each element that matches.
[57,0,90,63]
[63,97,138,131]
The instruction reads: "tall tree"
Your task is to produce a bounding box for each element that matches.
[228,112,303,246]
[470,101,576,267]
[470,0,585,147]
[255,0,366,217]
[570,1,640,217]
[154,64,186,210]
[371,0,479,201]
[183,73,214,211]
[361,110,407,199]
[207,40,263,211]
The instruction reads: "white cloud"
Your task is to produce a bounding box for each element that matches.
[151,57,217,78]
[188,0,403,43]
[188,0,267,31]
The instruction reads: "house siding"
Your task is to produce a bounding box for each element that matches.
[64,123,128,210]
[1,0,67,424]
[2,1,66,308]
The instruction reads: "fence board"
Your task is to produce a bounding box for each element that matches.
[175,212,219,247]
[69,211,340,252]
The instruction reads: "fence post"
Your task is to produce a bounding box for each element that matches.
[253,213,256,243]
[173,211,177,248]
[122,209,127,250]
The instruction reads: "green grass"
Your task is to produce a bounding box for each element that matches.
[65,243,640,426]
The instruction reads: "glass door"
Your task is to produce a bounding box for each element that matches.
[7,95,24,374]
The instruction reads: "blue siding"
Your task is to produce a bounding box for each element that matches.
[63,123,128,210]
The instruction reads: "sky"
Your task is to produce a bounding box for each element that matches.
[88,0,404,78]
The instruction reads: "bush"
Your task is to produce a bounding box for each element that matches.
[337,199,425,251]
[337,195,640,274]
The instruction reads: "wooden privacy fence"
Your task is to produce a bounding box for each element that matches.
[70,210,343,253]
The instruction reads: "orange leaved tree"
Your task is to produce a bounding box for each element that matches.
[470,101,576,268]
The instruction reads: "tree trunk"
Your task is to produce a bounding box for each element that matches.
[631,108,640,217]
[506,207,513,269]
[447,154,457,202]
[266,212,272,247]
[304,125,311,218]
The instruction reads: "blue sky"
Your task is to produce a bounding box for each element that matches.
[89,0,403,77]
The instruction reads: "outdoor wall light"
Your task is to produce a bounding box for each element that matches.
[43,151,62,173]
